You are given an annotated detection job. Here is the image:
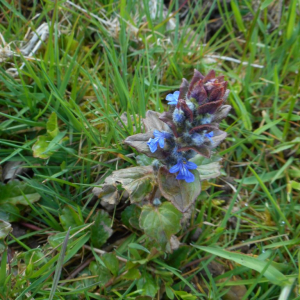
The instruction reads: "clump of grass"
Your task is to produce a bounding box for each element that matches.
[0,1,299,299]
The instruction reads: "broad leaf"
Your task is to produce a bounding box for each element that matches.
[32,135,53,159]
[124,132,165,159]
[121,204,141,230]
[0,203,20,222]
[0,220,12,239]
[102,253,119,277]
[157,167,201,212]
[190,155,222,181]
[194,246,292,286]
[90,210,113,248]
[136,272,159,298]
[0,180,40,206]
[89,261,112,287]
[139,202,182,251]
[59,206,83,230]
[93,166,156,205]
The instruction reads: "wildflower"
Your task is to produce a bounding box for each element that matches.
[191,133,204,146]
[173,108,185,124]
[166,91,180,105]
[201,114,212,125]
[169,158,198,183]
[205,131,214,143]
[147,130,171,153]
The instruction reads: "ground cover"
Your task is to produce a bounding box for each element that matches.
[0,1,300,299]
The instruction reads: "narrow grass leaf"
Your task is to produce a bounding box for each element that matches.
[49,227,70,300]
[193,246,291,286]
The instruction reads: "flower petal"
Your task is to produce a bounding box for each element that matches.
[185,161,198,170]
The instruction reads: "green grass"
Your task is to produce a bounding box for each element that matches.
[0,0,300,299]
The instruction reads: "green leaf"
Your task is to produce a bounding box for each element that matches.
[32,112,67,159]
[23,248,48,267]
[102,253,119,277]
[47,112,59,138]
[0,220,12,239]
[123,267,141,280]
[136,154,154,166]
[90,210,113,248]
[174,291,198,300]
[190,155,222,181]
[157,167,201,212]
[193,246,292,286]
[0,203,20,222]
[59,206,83,230]
[139,202,182,251]
[121,204,141,230]
[32,135,53,159]
[136,272,159,298]
[89,261,112,287]
[0,181,40,206]
[167,245,190,268]
[260,0,275,10]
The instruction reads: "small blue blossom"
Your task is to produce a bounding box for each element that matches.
[186,100,195,111]
[205,131,214,143]
[166,91,180,105]
[147,130,171,153]
[191,133,204,146]
[173,108,185,124]
[201,114,212,124]
[169,158,198,183]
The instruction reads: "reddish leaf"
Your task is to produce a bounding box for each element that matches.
[177,99,193,121]
[189,124,219,134]
[209,87,225,102]
[187,69,204,97]
[178,78,189,100]
[197,100,223,115]
[203,70,216,82]
[159,112,178,137]
[190,82,207,104]
[216,75,225,82]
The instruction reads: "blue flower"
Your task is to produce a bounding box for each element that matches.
[173,108,185,124]
[205,131,214,142]
[147,130,171,153]
[166,91,180,105]
[191,133,204,146]
[201,114,212,124]
[169,158,198,183]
